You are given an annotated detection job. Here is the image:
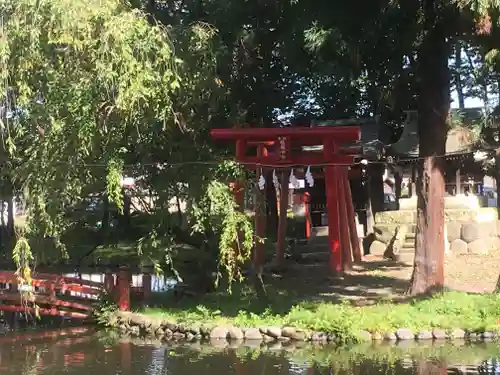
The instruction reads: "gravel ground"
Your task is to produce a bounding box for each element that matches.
[276,252,500,305]
[342,252,500,299]
[444,253,500,293]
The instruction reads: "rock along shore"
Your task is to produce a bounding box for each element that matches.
[105,311,500,345]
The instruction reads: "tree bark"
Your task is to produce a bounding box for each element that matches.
[7,195,14,238]
[102,194,110,234]
[496,152,500,220]
[367,164,384,215]
[409,11,449,295]
[363,168,375,235]
[122,191,131,232]
[394,168,402,203]
[454,42,465,109]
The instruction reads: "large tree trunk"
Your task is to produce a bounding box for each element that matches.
[367,164,385,215]
[7,195,14,238]
[409,12,449,295]
[495,152,500,290]
[496,152,500,220]
[454,42,465,109]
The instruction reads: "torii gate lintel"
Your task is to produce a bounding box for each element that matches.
[210,126,362,273]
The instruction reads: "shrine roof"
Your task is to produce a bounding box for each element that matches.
[388,108,484,159]
[304,117,387,160]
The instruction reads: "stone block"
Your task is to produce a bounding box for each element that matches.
[445,210,475,222]
[129,314,149,328]
[376,211,415,225]
[416,330,433,340]
[468,237,495,254]
[395,328,414,340]
[281,327,306,341]
[384,225,408,259]
[444,229,450,254]
[445,208,497,222]
[266,327,282,339]
[446,222,462,242]
[311,332,328,343]
[358,330,372,341]
[384,332,397,341]
[461,222,485,243]
[482,331,495,340]
[448,328,465,339]
[432,328,446,340]
[244,328,263,341]
[210,326,229,339]
[369,240,387,256]
[450,239,468,255]
[492,237,500,251]
[374,225,397,244]
[483,221,498,237]
[227,327,244,340]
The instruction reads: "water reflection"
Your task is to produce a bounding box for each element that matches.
[0,329,498,375]
[63,273,176,292]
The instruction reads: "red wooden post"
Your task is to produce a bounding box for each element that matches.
[275,136,290,265]
[234,139,246,207]
[254,145,267,269]
[49,281,57,314]
[303,192,311,239]
[276,170,289,265]
[344,169,362,262]
[117,266,131,311]
[324,165,342,272]
[323,138,342,273]
[337,167,352,270]
[210,125,361,274]
[104,270,114,294]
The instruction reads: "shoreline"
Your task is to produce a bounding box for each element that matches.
[102,309,500,345]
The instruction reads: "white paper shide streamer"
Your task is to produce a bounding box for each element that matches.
[272,169,280,191]
[258,169,266,190]
[289,168,300,189]
[305,166,314,187]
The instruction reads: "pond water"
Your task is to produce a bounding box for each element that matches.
[0,328,499,375]
[63,272,176,291]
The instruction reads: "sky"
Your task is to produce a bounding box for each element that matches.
[450,92,485,109]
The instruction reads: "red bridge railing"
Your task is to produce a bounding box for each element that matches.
[0,271,104,319]
[0,267,152,319]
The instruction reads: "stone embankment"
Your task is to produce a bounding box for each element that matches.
[371,220,500,258]
[107,311,500,345]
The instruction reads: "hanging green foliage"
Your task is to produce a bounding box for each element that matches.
[0,0,254,286]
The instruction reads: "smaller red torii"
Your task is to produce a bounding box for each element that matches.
[210,125,362,273]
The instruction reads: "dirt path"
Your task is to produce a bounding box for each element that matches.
[275,252,500,305]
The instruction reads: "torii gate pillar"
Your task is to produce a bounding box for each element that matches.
[210,126,361,273]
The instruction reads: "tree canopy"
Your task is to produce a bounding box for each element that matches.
[0,0,254,286]
[2,0,500,293]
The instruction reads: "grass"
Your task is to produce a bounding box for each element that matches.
[141,290,500,341]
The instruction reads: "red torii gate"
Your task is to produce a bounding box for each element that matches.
[210,126,362,273]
